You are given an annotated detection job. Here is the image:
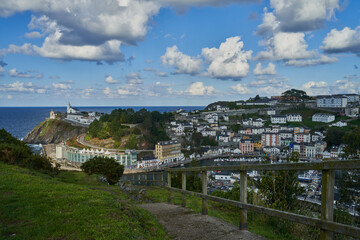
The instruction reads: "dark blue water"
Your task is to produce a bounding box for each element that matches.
[0,106,204,139]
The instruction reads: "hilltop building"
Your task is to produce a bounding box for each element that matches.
[316,95,348,108]
[67,102,80,114]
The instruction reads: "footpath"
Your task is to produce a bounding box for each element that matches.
[139,203,267,240]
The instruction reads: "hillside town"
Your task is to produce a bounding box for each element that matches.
[53,90,360,174]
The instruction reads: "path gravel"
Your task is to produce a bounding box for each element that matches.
[138,203,267,240]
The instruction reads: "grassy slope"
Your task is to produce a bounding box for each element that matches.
[0,162,168,240]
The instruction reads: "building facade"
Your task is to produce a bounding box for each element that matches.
[155,140,182,162]
[261,133,281,147]
[316,95,347,108]
[312,113,335,123]
[56,145,137,167]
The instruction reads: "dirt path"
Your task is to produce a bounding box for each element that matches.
[138,203,267,240]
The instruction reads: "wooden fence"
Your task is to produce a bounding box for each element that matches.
[121,159,360,240]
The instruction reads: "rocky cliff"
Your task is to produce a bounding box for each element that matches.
[23,119,87,144]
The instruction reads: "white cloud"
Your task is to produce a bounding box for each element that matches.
[8,68,43,79]
[105,75,118,84]
[331,80,360,94]
[257,32,316,61]
[25,31,43,38]
[285,55,338,67]
[156,71,168,77]
[0,81,35,92]
[270,0,340,32]
[230,84,251,94]
[82,87,94,98]
[37,89,46,93]
[301,81,330,95]
[185,82,215,96]
[256,11,279,37]
[322,26,360,56]
[126,72,143,84]
[117,87,140,96]
[52,82,72,90]
[161,45,202,75]
[202,36,252,80]
[253,62,276,75]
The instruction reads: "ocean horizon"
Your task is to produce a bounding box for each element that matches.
[0,106,205,139]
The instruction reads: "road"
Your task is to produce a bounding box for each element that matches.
[76,134,154,153]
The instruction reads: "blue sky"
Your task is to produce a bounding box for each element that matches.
[0,0,360,106]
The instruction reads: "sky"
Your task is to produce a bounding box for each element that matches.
[0,0,360,106]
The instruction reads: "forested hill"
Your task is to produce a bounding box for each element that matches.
[88,108,173,150]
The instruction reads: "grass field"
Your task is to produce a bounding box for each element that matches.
[0,162,168,240]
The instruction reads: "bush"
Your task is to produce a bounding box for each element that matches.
[80,156,124,185]
[0,128,59,176]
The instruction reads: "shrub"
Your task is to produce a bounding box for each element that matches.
[80,156,124,185]
[0,128,59,176]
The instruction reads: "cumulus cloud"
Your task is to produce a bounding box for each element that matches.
[161,45,202,75]
[185,82,215,96]
[8,68,43,79]
[253,62,276,75]
[105,75,118,84]
[301,81,330,95]
[322,26,360,56]
[270,0,340,32]
[52,82,72,90]
[257,32,316,61]
[255,2,341,67]
[285,55,338,67]
[230,83,251,94]
[202,36,252,80]
[331,80,360,94]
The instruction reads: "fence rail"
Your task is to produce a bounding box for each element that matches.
[121,159,360,240]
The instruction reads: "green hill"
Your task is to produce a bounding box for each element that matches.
[0,162,168,240]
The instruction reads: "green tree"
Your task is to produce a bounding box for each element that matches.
[81,156,124,185]
[338,127,360,213]
[256,152,303,211]
[281,89,310,102]
[324,128,346,148]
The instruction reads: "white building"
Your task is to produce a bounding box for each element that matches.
[270,115,287,124]
[286,113,302,122]
[67,102,80,114]
[267,109,276,115]
[294,133,311,143]
[330,121,347,127]
[312,113,335,123]
[305,145,316,158]
[316,95,347,108]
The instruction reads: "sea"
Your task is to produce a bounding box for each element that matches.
[0,106,205,140]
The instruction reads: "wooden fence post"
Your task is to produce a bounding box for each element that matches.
[167,172,172,203]
[202,171,208,215]
[182,172,186,207]
[320,168,335,240]
[239,171,248,230]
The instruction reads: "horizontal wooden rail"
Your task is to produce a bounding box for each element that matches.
[166,160,360,172]
[167,186,360,239]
